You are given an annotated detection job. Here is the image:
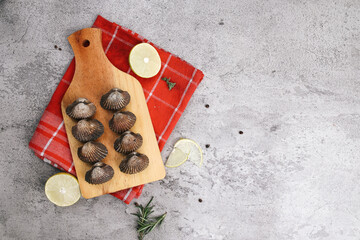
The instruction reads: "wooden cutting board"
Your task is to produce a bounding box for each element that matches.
[61,28,166,199]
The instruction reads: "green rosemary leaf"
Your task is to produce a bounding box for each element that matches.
[161,77,176,90]
[132,197,166,239]
[137,224,153,233]
[161,77,170,82]
[138,208,144,218]
[145,197,154,208]
[143,205,153,216]
[148,213,167,232]
[167,82,176,90]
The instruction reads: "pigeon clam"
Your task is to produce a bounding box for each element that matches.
[100,88,130,111]
[109,111,136,134]
[119,152,149,174]
[114,131,143,154]
[72,119,104,142]
[85,162,114,184]
[66,98,96,120]
[78,141,108,164]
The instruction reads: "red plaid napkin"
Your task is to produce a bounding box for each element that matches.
[29,15,204,204]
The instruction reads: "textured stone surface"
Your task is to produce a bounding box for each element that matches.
[1,0,360,239]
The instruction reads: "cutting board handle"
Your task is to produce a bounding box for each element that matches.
[68,28,109,72]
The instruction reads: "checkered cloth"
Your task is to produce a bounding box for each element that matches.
[29,15,204,204]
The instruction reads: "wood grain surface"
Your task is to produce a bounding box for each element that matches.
[61,28,165,199]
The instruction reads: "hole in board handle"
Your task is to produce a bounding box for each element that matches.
[82,40,90,47]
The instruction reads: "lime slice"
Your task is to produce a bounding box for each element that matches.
[45,173,81,207]
[174,139,203,167]
[165,147,189,168]
[129,43,161,78]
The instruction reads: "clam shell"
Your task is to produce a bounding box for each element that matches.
[85,162,114,184]
[78,141,108,163]
[66,98,96,120]
[119,152,149,174]
[114,131,143,154]
[109,111,136,134]
[72,119,104,142]
[100,88,130,111]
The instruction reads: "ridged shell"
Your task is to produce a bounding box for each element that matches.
[100,88,130,111]
[66,98,96,119]
[72,119,104,142]
[119,152,149,174]
[78,141,108,163]
[109,111,136,134]
[85,162,114,184]
[114,131,143,154]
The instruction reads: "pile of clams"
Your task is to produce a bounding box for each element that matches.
[66,97,113,185]
[101,88,148,174]
[66,87,149,186]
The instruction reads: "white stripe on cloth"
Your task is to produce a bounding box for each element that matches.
[120,26,130,31]
[155,134,166,142]
[123,188,133,201]
[40,121,64,156]
[43,109,64,124]
[105,26,119,54]
[43,158,52,164]
[43,158,57,168]
[146,54,172,102]
[61,79,70,85]
[157,69,197,143]
[68,162,74,173]
[143,89,182,112]
[37,124,68,142]
[163,64,198,85]
[94,25,134,47]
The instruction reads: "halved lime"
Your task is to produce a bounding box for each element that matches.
[174,139,203,167]
[45,173,81,207]
[129,43,161,78]
[165,147,189,168]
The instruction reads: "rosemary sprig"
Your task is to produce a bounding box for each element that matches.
[162,77,176,90]
[132,197,167,240]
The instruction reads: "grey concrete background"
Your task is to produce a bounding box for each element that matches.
[1,0,360,239]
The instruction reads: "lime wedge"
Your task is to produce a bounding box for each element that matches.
[174,139,203,167]
[129,43,161,78]
[45,173,81,207]
[165,147,189,168]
